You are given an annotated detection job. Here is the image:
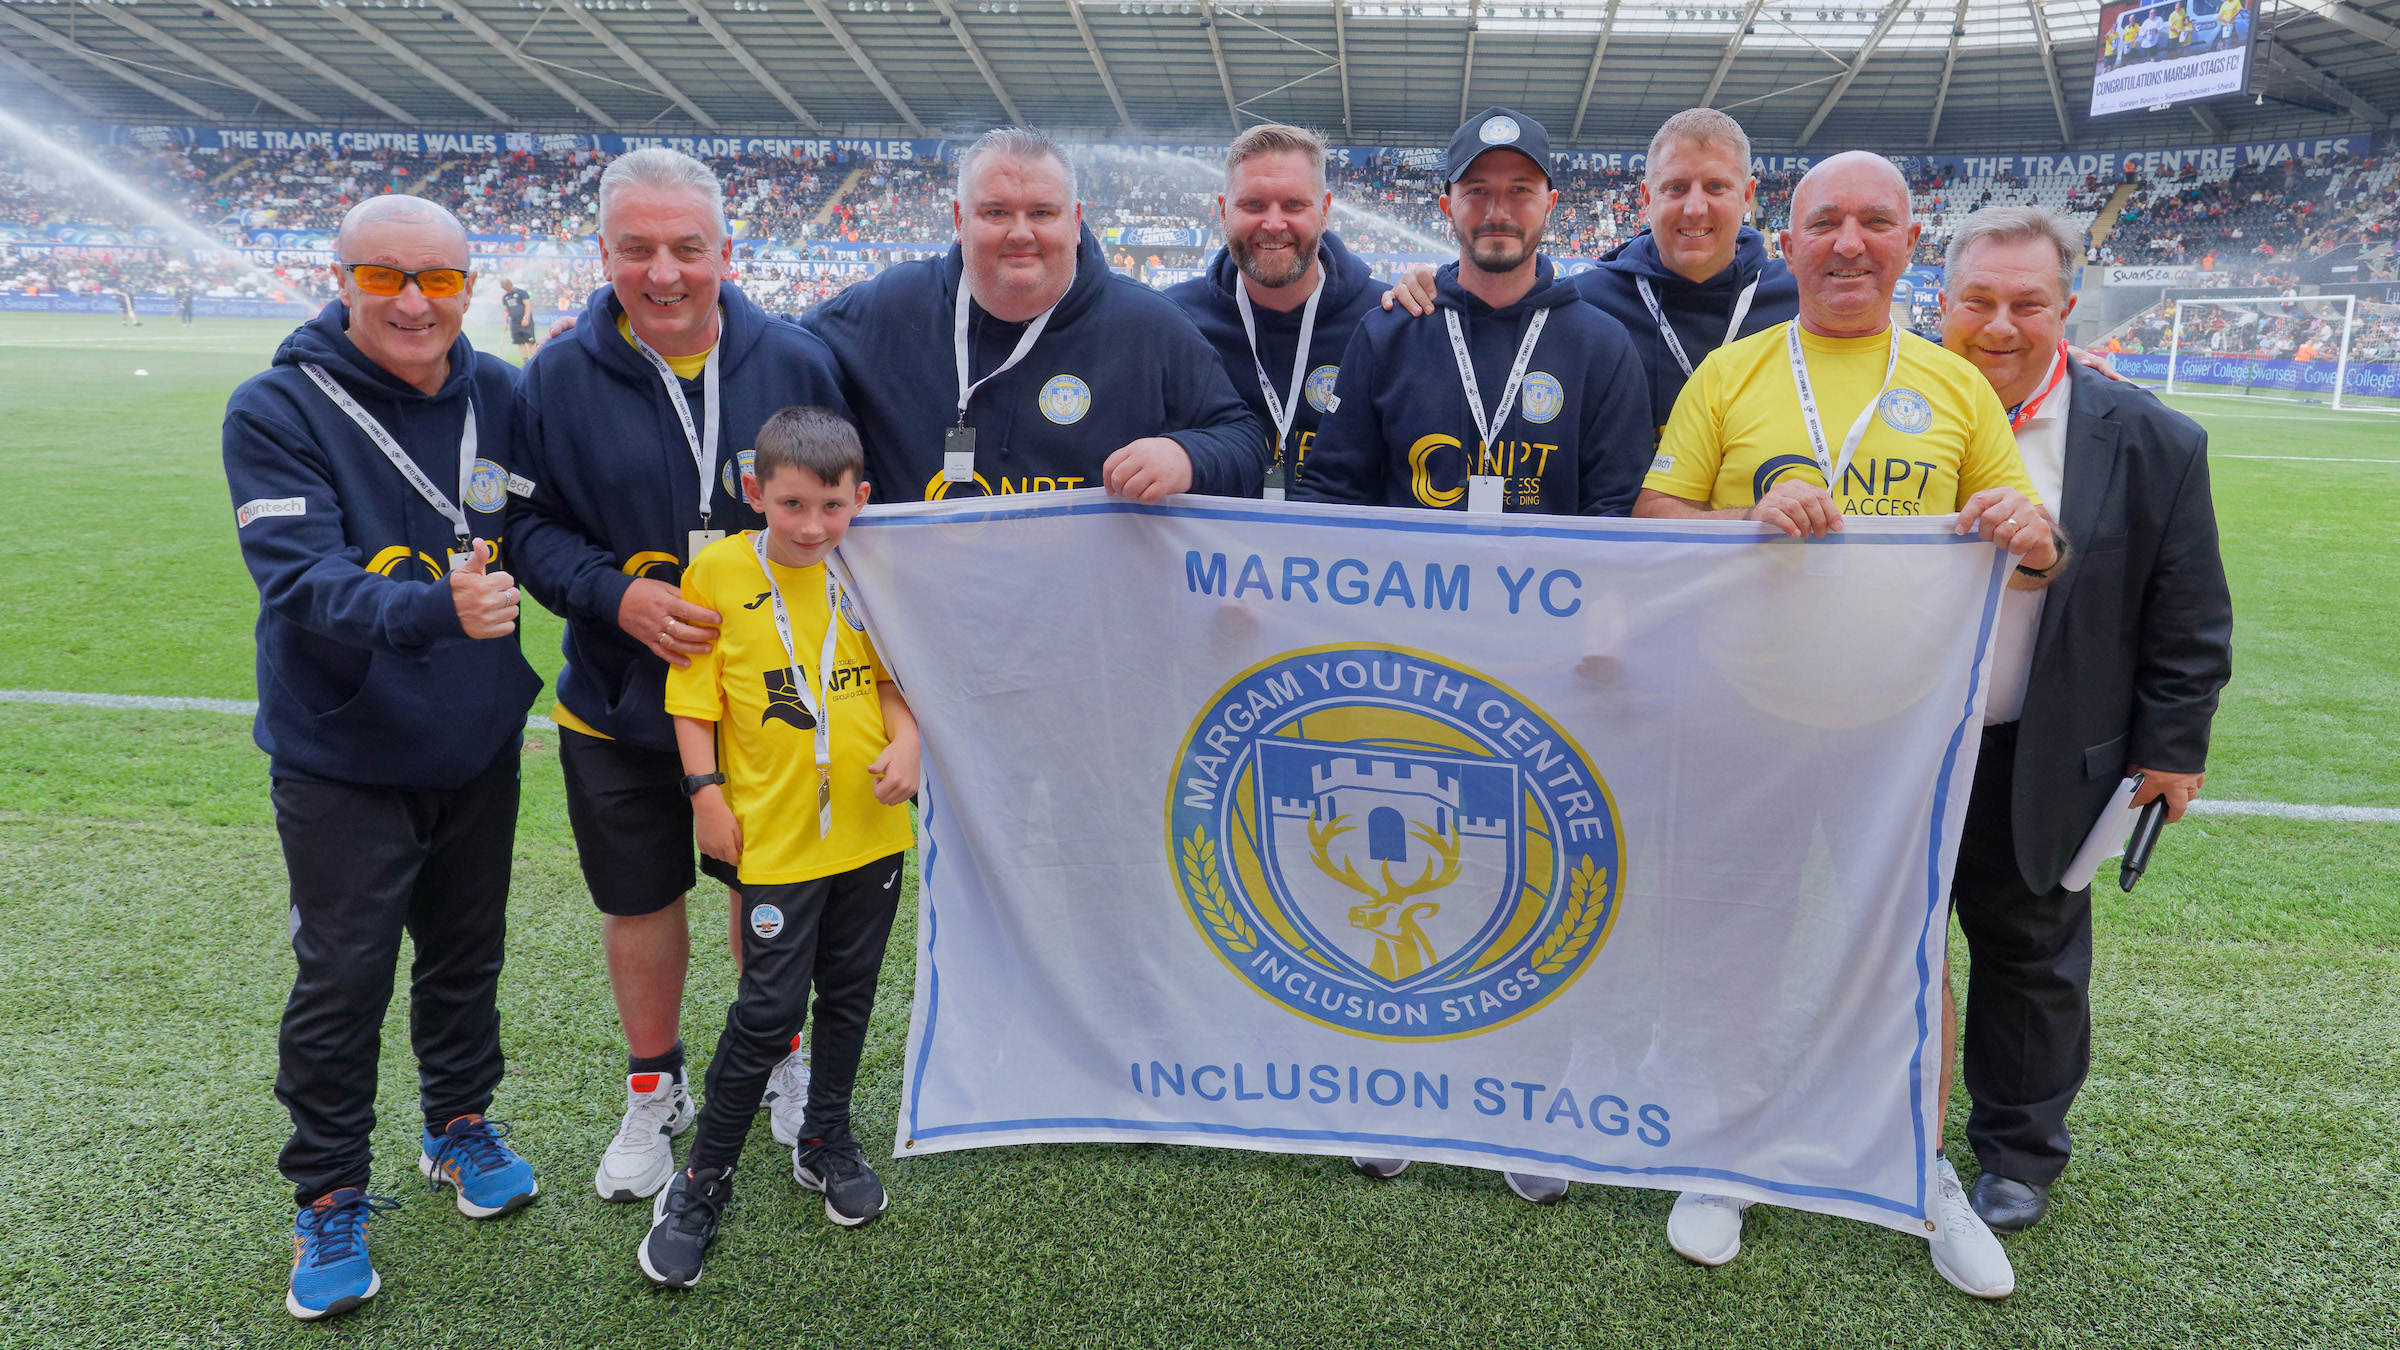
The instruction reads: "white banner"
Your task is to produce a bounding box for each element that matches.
[833,492,2009,1237]
[2102,265,2197,287]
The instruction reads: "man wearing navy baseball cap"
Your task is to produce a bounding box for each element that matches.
[1300,107,1651,521]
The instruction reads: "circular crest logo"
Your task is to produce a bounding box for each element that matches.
[465,458,509,514]
[749,902,784,939]
[1166,644,1624,1041]
[1877,388,1933,435]
[1518,371,1564,424]
[1038,374,1092,425]
[722,446,756,500]
[836,585,865,632]
[1479,116,1521,146]
[1304,364,1340,413]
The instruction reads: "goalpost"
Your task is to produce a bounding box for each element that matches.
[2165,294,2400,414]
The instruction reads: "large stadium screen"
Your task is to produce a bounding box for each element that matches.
[2089,0,2256,118]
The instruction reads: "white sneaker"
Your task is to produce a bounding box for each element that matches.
[1350,1156,1411,1179]
[1667,1190,1752,1266]
[1504,1173,1569,1204]
[1929,1158,2015,1299]
[593,1071,694,1202]
[764,1046,813,1149]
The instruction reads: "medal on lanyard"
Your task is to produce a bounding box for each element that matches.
[1236,267,1325,502]
[2009,343,2070,432]
[1637,274,1760,379]
[751,531,842,839]
[1444,306,1549,513]
[1785,323,1901,500]
[951,282,1059,484]
[626,325,724,563]
[302,362,478,570]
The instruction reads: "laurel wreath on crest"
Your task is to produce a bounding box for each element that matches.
[1182,827,1258,954]
[1528,855,1605,976]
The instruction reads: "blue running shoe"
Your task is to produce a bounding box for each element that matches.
[287,1188,399,1321]
[418,1114,540,1218]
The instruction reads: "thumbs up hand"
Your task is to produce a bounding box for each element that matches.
[448,538,521,638]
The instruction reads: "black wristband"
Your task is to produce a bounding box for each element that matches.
[679,772,726,798]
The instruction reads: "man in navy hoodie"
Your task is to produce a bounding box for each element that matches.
[1164,124,1390,498]
[505,148,852,1205]
[1300,108,1653,519]
[802,127,1261,504]
[1580,109,1799,438]
[223,195,542,1322]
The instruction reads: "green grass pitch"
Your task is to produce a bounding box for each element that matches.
[0,314,2394,1347]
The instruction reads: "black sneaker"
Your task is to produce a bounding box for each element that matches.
[638,1166,732,1288]
[793,1135,888,1227]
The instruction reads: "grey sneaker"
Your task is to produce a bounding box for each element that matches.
[1504,1172,1569,1204]
[1351,1156,1412,1179]
[793,1135,888,1228]
[638,1165,732,1289]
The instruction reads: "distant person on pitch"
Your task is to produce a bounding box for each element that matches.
[502,278,536,359]
[1164,123,1406,497]
[507,147,852,1209]
[638,408,922,1287]
[1300,106,1653,518]
[1637,152,2060,1300]
[177,283,196,327]
[1936,205,2230,1236]
[798,126,1262,504]
[221,194,541,1322]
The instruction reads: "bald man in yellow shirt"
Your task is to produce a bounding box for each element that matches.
[1633,151,2063,1301]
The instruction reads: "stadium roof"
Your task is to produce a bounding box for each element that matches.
[0,0,2392,152]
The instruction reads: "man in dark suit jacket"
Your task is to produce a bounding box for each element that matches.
[1939,206,2233,1233]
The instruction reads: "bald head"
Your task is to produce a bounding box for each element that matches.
[1779,151,1921,338]
[337,194,469,263]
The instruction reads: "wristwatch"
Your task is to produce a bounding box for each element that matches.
[679,772,726,798]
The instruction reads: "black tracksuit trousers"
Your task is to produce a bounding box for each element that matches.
[688,852,906,1171]
[1952,721,2095,1188]
[271,751,519,1206]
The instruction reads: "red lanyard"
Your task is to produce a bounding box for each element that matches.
[2009,343,2070,432]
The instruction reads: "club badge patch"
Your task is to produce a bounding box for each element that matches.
[722,446,756,499]
[1039,374,1092,425]
[750,903,784,939]
[1518,372,1564,424]
[1304,365,1340,413]
[1480,116,1522,145]
[465,458,509,514]
[1166,644,1624,1040]
[1877,388,1934,435]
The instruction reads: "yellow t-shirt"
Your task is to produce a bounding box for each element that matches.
[1647,322,2036,517]
[662,532,911,885]
[553,314,724,738]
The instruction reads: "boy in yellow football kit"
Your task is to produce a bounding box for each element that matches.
[640,406,921,1288]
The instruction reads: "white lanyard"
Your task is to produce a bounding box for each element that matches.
[1785,322,1902,495]
[1234,266,1325,466]
[302,362,474,542]
[751,530,841,840]
[954,283,1058,422]
[1443,306,1550,452]
[1636,273,1760,379]
[627,325,722,527]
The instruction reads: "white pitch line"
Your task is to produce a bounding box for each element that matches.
[0,687,556,731]
[3,689,2388,820]
[2213,454,2400,464]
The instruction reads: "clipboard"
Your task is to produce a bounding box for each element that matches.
[2061,773,2145,892]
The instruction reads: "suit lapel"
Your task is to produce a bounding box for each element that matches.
[2040,368,2122,652]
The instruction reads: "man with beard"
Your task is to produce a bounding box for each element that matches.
[800,127,1261,504]
[1298,108,1652,518]
[1164,124,1393,498]
[1936,205,2229,1238]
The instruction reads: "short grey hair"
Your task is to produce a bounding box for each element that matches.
[1945,205,2082,306]
[1646,108,1751,180]
[1225,123,1329,195]
[598,147,725,241]
[954,127,1078,206]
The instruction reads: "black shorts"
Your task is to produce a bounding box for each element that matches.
[557,726,738,916]
[508,322,535,345]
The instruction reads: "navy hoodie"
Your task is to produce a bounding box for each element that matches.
[1162,230,1385,480]
[1299,257,1653,515]
[221,301,539,790]
[801,225,1264,501]
[506,281,850,749]
[1578,226,1799,435]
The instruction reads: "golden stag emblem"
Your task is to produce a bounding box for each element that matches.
[1306,812,1463,981]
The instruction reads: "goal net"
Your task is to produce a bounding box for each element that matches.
[2165,295,2400,414]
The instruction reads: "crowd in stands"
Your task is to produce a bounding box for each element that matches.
[5,135,2395,319]
[2100,298,2400,366]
